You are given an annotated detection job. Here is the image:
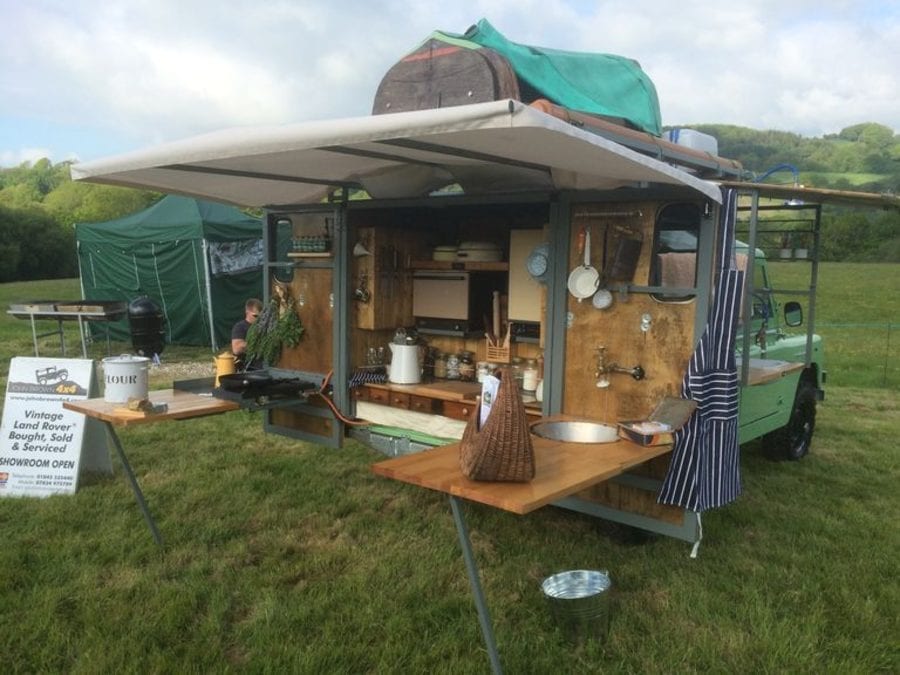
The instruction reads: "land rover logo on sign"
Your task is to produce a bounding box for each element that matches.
[5,363,87,397]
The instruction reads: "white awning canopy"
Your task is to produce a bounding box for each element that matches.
[72,100,722,208]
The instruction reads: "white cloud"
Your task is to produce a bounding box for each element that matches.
[0,147,55,166]
[0,0,898,166]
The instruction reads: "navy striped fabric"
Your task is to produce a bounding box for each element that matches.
[658,188,744,512]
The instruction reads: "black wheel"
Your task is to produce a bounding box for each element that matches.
[763,379,817,461]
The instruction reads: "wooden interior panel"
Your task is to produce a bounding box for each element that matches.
[562,201,697,424]
[270,405,334,437]
[353,226,415,331]
[576,480,686,526]
[277,267,334,373]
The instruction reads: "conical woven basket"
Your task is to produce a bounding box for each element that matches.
[459,368,535,482]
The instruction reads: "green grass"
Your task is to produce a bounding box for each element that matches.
[767,262,899,388]
[0,274,898,672]
[802,172,890,187]
[0,388,897,672]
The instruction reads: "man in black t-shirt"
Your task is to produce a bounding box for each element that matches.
[231,298,263,371]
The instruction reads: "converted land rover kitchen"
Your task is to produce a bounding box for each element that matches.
[71,22,900,543]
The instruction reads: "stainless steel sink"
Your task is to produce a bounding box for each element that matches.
[530,421,619,444]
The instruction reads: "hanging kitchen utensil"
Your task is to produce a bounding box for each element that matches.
[607,226,643,282]
[567,227,599,302]
[592,224,614,310]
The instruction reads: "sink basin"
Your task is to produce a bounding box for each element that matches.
[530,421,619,444]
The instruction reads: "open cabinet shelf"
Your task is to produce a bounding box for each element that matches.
[411,260,509,271]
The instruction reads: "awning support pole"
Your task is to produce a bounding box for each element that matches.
[201,239,217,351]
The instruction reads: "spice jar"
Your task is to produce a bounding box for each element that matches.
[523,358,539,392]
[446,353,461,380]
[433,351,447,379]
[423,346,437,380]
[510,356,525,391]
[459,351,475,382]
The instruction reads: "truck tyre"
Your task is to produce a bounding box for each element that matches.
[763,379,816,461]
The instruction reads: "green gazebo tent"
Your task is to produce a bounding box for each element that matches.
[75,195,263,350]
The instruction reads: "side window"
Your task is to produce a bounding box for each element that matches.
[749,257,773,322]
[269,217,295,284]
[650,203,700,302]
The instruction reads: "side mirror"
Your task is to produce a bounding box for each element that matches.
[784,301,803,327]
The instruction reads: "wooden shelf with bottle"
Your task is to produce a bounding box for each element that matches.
[410,260,508,271]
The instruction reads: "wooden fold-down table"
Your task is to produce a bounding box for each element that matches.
[64,389,239,545]
[372,428,672,674]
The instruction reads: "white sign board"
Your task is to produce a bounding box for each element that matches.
[0,357,101,497]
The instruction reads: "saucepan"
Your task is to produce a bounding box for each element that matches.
[567,227,599,302]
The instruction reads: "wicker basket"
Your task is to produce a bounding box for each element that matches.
[459,368,535,482]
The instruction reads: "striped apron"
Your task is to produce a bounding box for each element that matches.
[658,187,744,512]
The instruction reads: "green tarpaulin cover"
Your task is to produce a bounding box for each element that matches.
[438,18,662,136]
[76,195,263,349]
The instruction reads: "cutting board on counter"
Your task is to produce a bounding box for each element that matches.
[413,381,482,401]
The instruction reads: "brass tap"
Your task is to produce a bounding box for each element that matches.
[595,346,611,388]
[595,345,645,388]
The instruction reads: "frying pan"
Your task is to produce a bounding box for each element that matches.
[567,227,599,302]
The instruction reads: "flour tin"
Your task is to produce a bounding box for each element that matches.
[102,354,150,403]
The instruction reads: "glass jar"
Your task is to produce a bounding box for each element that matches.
[423,347,437,380]
[510,356,525,391]
[476,361,490,383]
[433,351,447,379]
[458,351,475,382]
[446,353,461,380]
[523,358,539,392]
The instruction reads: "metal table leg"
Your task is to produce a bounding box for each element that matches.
[449,495,503,675]
[103,422,164,546]
[77,316,88,357]
[57,318,66,355]
[29,315,39,356]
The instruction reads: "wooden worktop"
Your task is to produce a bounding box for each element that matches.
[372,423,672,515]
[63,389,239,427]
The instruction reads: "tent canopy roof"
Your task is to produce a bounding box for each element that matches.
[71,100,721,208]
[75,194,261,244]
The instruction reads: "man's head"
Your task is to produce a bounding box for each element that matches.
[245,298,263,324]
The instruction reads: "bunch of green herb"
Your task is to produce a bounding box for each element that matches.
[245,296,304,365]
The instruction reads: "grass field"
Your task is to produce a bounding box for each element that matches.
[0,273,898,672]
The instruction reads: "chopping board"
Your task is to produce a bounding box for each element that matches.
[412,381,481,401]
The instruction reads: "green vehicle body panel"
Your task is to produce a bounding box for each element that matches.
[735,247,824,444]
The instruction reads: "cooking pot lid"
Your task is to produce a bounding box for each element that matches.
[103,354,151,365]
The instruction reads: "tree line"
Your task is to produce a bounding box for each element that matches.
[0,159,158,282]
[1,121,898,282]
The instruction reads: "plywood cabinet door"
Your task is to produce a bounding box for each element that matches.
[508,229,545,323]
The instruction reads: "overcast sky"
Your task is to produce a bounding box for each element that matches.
[1,0,898,168]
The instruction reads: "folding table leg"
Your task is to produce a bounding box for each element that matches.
[104,422,164,546]
[449,495,503,675]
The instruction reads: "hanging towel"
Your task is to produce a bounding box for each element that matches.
[658,188,744,512]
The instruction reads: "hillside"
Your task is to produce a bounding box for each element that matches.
[685,122,900,194]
